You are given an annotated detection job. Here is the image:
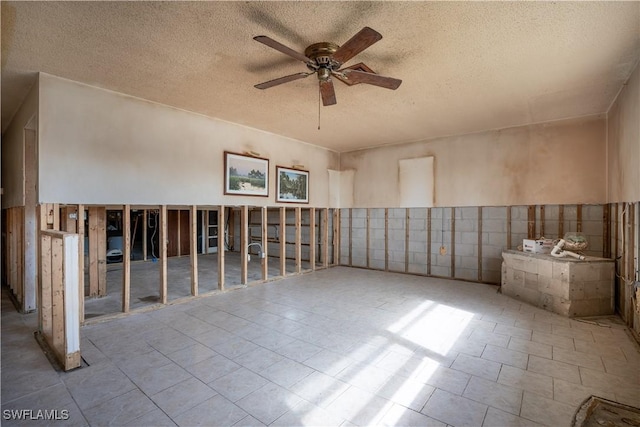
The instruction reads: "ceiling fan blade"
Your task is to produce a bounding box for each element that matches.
[255,72,312,90]
[254,35,314,65]
[332,27,382,65]
[341,69,402,90]
[319,80,337,106]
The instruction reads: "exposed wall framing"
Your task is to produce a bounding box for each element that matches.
[339,204,611,286]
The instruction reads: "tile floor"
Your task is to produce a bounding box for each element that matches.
[2,267,639,426]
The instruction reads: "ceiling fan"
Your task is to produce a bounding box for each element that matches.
[253,27,402,106]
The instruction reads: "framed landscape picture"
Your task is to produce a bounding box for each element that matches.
[224,152,269,197]
[276,166,309,203]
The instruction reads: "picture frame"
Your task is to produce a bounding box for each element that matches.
[224,151,269,197]
[276,166,309,203]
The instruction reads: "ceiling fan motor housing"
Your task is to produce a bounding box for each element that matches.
[305,42,342,79]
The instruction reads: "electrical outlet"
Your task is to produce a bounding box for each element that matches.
[440,246,447,255]
[247,254,251,262]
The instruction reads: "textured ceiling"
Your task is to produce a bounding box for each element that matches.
[2,1,639,152]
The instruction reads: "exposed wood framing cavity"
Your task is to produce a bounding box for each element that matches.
[559,205,565,237]
[405,209,410,273]
[77,205,85,323]
[577,204,583,233]
[427,208,432,276]
[6,207,25,309]
[122,205,131,312]
[366,208,371,269]
[241,206,249,284]
[348,208,353,266]
[295,207,302,273]
[176,209,182,257]
[527,205,536,239]
[280,207,287,276]
[385,208,389,271]
[159,205,168,304]
[614,203,620,313]
[309,208,316,271]
[190,205,198,296]
[60,206,78,232]
[323,208,329,268]
[217,207,225,290]
[507,206,512,249]
[603,204,611,258]
[88,206,106,297]
[539,205,545,237]
[478,206,483,282]
[450,207,456,278]
[39,230,81,371]
[261,207,268,280]
[333,209,340,265]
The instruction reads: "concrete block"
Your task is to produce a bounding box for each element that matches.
[511,269,525,286]
[552,263,569,280]
[524,272,539,289]
[388,218,405,230]
[409,208,427,220]
[459,256,478,270]
[483,219,507,233]
[520,258,538,274]
[408,263,427,275]
[390,251,405,263]
[455,243,476,257]
[369,239,385,250]
[389,209,405,219]
[408,241,426,252]
[371,249,386,261]
[488,233,507,247]
[431,265,450,277]
[455,268,477,281]
[583,205,603,221]
[460,232,478,245]
[549,278,570,299]
[483,245,504,258]
[351,218,366,229]
[484,270,501,284]
[370,259,385,270]
[388,261,405,272]
[435,255,451,267]
[388,239,404,252]
[485,207,508,220]
[352,228,366,240]
[456,218,477,232]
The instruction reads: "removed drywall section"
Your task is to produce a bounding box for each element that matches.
[607,60,640,203]
[341,116,606,208]
[37,73,339,206]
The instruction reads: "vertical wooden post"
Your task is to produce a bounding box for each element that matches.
[333,209,340,265]
[427,208,432,276]
[218,207,225,290]
[405,209,410,273]
[366,208,371,269]
[559,205,565,238]
[88,207,106,297]
[323,208,329,268]
[77,205,85,323]
[295,207,302,274]
[241,206,249,284]
[478,206,483,282]
[122,205,131,313]
[451,207,456,278]
[540,205,545,237]
[603,204,611,258]
[190,205,198,296]
[384,208,389,271]
[280,207,287,276]
[40,233,52,334]
[309,208,316,271]
[176,209,182,257]
[577,204,583,233]
[627,204,635,323]
[527,205,536,239]
[142,210,148,261]
[159,205,168,304]
[51,237,64,353]
[348,208,353,266]
[261,207,268,280]
[507,206,512,249]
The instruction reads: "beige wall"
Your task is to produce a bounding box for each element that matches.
[37,74,339,207]
[341,116,607,208]
[607,61,640,203]
[1,77,38,209]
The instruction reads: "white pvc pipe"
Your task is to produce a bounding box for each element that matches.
[550,238,586,260]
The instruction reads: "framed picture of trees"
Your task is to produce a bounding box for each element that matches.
[224,152,269,196]
[276,166,309,203]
